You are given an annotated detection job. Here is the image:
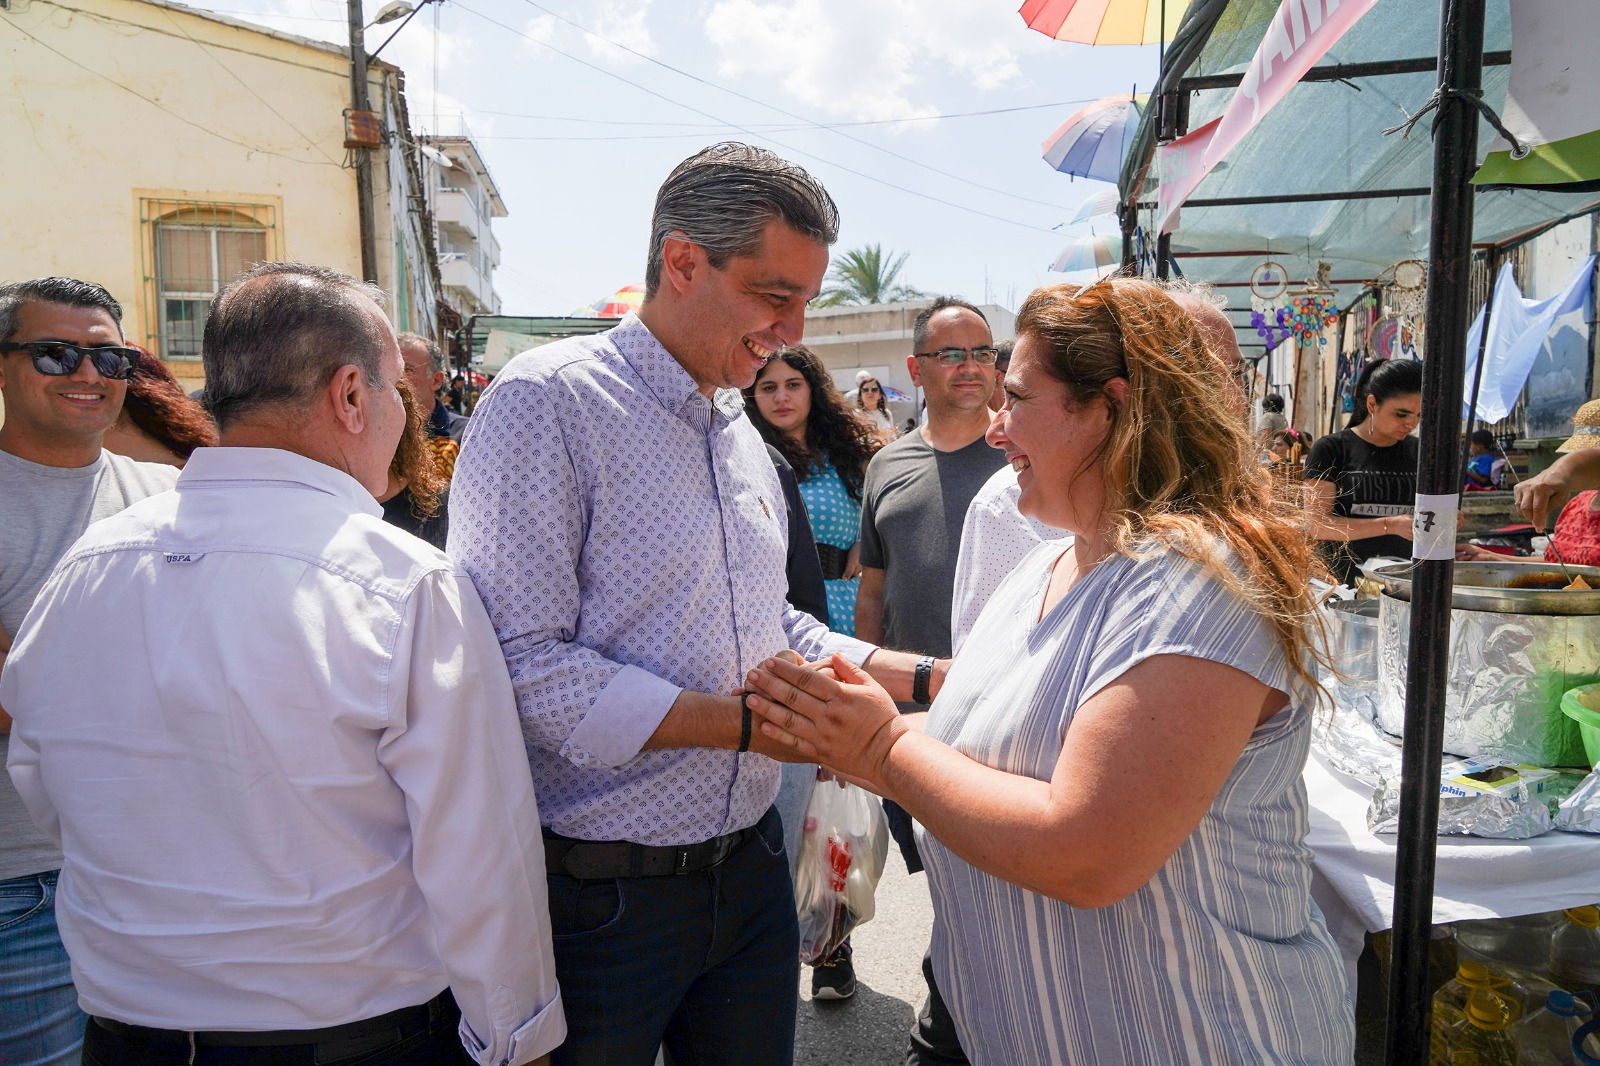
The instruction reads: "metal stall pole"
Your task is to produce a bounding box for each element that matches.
[1383,1,1486,1062]
[1463,246,1502,442]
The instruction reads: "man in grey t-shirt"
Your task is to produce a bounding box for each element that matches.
[855,296,1004,1066]
[0,277,178,1062]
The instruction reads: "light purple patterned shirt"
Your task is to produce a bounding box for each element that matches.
[449,315,875,846]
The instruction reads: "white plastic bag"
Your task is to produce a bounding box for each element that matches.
[792,780,889,964]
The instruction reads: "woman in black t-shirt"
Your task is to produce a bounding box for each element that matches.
[1303,358,1423,585]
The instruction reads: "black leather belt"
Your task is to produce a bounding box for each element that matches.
[90,990,448,1053]
[544,825,756,879]
[815,542,850,582]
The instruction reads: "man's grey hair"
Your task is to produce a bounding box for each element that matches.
[911,296,989,354]
[1158,275,1228,311]
[397,331,443,376]
[202,262,388,430]
[645,142,839,298]
[0,277,123,344]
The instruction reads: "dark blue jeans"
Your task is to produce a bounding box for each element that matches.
[547,806,799,1066]
[0,870,85,1066]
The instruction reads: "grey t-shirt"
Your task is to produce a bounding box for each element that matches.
[857,429,1008,658]
[1,448,178,880]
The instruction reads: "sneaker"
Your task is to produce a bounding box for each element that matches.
[811,953,857,1001]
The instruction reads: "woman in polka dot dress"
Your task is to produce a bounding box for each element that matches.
[747,344,883,998]
[747,345,882,637]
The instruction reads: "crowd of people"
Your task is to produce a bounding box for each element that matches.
[10,137,1554,1066]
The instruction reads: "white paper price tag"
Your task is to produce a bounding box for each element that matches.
[1412,493,1460,561]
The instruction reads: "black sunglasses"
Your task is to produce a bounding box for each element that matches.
[0,340,141,380]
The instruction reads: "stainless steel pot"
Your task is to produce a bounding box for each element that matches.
[1366,561,1600,767]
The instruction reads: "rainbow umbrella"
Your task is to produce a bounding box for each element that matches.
[1042,94,1145,184]
[1019,0,1189,45]
[593,283,645,317]
[1049,233,1120,276]
[1069,186,1121,225]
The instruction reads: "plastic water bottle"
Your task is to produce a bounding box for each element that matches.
[1431,989,1519,1066]
[1511,990,1593,1065]
[1552,908,1600,1003]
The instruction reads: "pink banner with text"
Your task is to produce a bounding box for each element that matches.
[1155,0,1380,234]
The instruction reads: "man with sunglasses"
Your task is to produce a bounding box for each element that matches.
[0,276,178,1063]
[854,295,1007,1066]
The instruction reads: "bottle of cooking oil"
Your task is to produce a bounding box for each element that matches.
[1431,989,1519,1066]
[1551,908,1600,1004]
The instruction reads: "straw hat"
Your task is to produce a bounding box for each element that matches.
[1558,399,1600,452]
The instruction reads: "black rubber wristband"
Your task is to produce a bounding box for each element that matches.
[738,693,753,753]
[913,656,936,706]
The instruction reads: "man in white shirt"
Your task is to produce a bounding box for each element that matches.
[3,262,564,1066]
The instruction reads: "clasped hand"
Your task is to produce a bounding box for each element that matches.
[743,654,906,791]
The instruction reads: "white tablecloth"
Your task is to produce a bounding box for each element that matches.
[1305,750,1600,988]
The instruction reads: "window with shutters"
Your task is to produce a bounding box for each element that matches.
[139,199,277,360]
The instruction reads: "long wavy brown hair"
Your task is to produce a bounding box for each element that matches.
[391,378,445,518]
[744,344,881,499]
[124,347,218,458]
[1016,277,1331,695]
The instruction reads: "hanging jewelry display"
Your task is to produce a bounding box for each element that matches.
[1249,260,1293,350]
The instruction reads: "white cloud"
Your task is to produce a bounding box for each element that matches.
[702,0,1048,122]
[519,1,657,66]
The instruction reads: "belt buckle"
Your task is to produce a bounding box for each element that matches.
[672,845,695,875]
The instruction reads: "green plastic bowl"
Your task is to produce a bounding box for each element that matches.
[1560,683,1600,770]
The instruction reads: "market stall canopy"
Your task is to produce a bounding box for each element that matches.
[1120,0,1600,347]
[460,315,617,371]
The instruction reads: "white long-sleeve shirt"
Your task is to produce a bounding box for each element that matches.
[2,447,564,1065]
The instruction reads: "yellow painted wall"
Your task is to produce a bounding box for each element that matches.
[0,0,397,388]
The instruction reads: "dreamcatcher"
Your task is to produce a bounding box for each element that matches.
[1373,258,1426,358]
[1249,261,1293,350]
[1285,262,1339,346]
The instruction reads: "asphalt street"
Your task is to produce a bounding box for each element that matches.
[793,849,932,1065]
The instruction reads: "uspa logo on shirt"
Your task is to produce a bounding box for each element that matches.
[163,552,204,564]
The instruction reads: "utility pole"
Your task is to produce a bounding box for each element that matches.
[346,0,379,283]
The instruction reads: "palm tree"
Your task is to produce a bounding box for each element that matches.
[812,245,926,307]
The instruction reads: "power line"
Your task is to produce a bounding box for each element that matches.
[0,15,338,167]
[516,0,1067,211]
[450,1,1059,235]
[154,6,343,166]
[465,98,1097,129]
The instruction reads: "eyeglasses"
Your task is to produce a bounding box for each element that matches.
[860,385,881,393]
[915,346,1001,367]
[0,340,141,380]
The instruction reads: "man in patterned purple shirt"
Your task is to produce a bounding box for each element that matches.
[448,143,946,1065]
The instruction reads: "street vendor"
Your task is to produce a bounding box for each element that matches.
[1303,358,1423,585]
[1459,398,1600,566]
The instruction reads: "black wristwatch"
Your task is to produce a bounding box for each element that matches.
[913,656,936,706]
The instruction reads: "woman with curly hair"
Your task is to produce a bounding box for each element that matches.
[746,345,881,637]
[101,346,218,466]
[745,278,1351,1060]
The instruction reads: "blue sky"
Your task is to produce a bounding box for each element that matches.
[193,0,1161,314]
